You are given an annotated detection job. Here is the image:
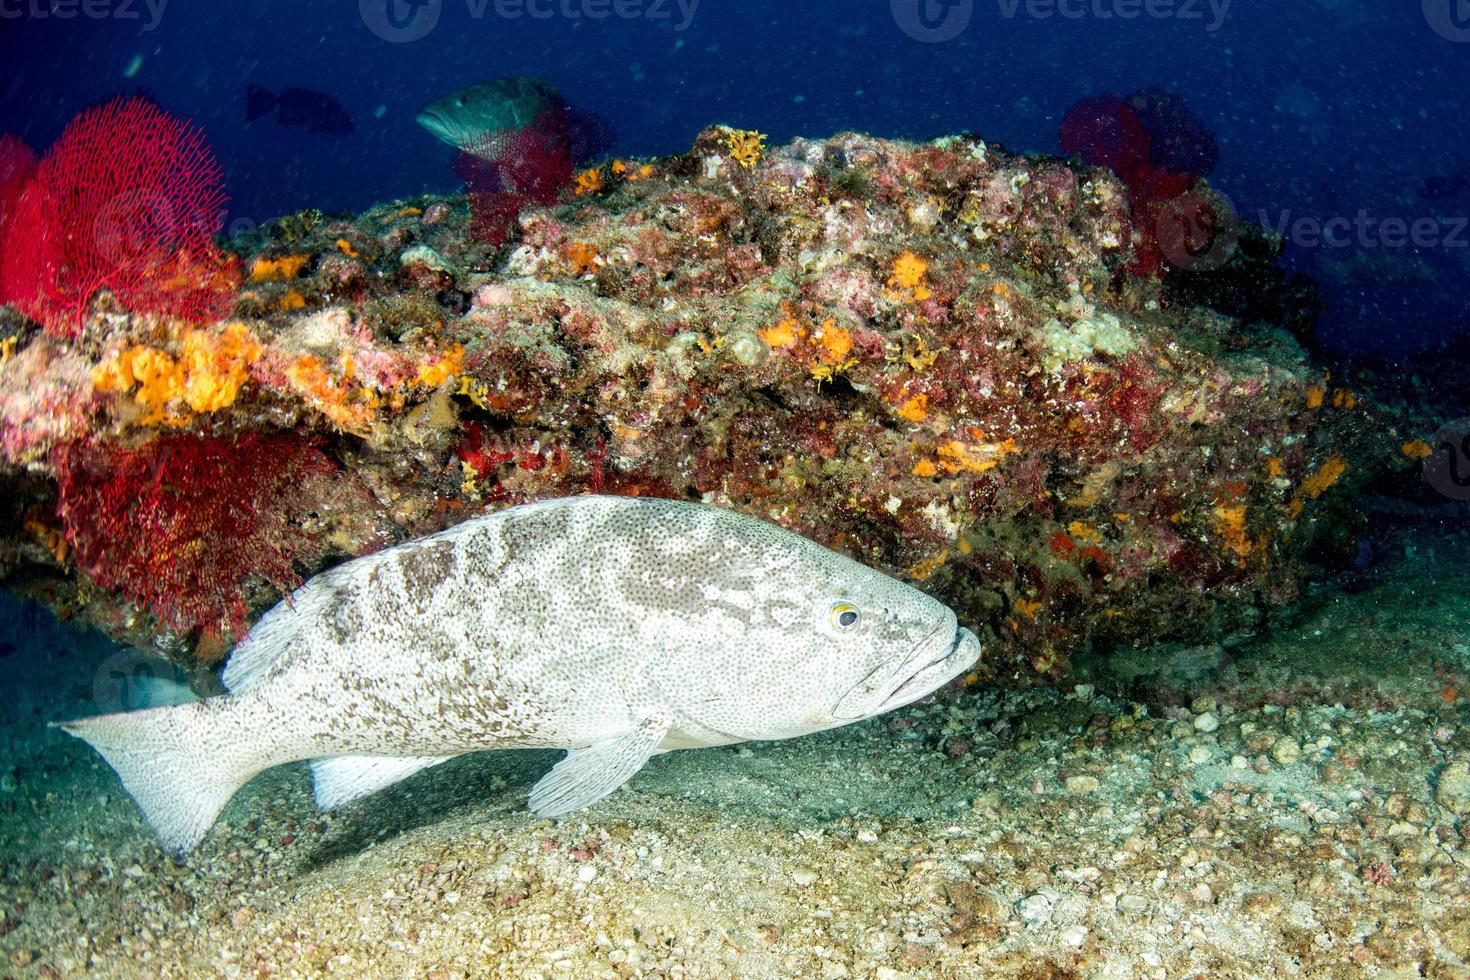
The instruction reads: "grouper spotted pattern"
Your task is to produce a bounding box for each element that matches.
[58,496,981,856]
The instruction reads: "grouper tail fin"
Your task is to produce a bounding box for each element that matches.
[53,700,264,857]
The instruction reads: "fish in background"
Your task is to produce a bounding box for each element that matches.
[416,76,560,155]
[416,76,616,246]
[416,76,615,168]
[1418,172,1470,201]
[245,84,354,136]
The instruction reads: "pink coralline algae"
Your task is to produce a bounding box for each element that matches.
[0,123,1392,678]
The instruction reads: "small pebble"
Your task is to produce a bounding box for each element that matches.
[1435,760,1470,815]
[1188,746,1212,765]
[1270,738,1302,766]
[1065,775,1101,795]
[577,865,597,883]
[1194,712,1220,734]
[791,867,818,887]
[1017,892,1053,925]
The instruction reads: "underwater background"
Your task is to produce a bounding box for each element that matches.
[2,1,1470,977]
[3,0,1470,356]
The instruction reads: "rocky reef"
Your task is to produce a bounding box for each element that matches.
[0,123,1404,681]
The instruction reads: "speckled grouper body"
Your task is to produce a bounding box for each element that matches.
[58,496,980,856]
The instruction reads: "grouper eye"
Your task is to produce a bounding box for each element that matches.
[829,601,861,632]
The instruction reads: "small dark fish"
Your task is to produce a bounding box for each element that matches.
[246,84,354,136]
[1418,173,1470,201]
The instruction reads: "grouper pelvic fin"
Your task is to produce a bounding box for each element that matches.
[311,754,460,810]
[528,712,673,817]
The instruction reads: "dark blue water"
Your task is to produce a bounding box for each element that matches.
[2,0,1467,356]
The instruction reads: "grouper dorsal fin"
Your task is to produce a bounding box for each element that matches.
[528,712,673,817]
[223,515,501,695]
[222,574,341,694]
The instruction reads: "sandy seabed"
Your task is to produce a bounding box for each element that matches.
[1,514,1468,979]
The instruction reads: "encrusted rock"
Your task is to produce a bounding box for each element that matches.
[0,126,1392,680]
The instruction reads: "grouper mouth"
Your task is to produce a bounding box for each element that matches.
[875,626,981,714]
[832,624,981,721]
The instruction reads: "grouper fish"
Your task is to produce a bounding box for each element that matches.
[416,76,562,157]
[57,496,980,856]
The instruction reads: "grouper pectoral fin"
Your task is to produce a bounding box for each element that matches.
[528,712,674,818]
[310,754,460,810]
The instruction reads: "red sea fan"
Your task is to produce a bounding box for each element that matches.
[0,135,36,249]
[0,96,238,337]
[1060,90,1226,277]
[54,433,334,640]
[492,108,575,205]
[1059,95,1152,185]
[453,106,576,248]
[1125,88,1219,177]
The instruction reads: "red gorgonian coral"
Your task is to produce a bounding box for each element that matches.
[0,96,239,336]
[54,433,334,639]
[453,105,579,248]
[1060,90,1231,276]
[0,134,36,251]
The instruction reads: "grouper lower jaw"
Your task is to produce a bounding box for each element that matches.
[874,626,981,715]
[830,618,976,722]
